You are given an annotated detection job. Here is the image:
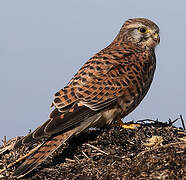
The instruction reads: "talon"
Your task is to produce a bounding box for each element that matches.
[118,119,140,129]
[121,123,140,129]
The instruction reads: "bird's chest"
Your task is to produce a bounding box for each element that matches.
[118,56,156,117]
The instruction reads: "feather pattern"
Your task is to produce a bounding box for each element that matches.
[12,18,160,178]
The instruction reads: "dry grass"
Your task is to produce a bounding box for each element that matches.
[0,117,185,180]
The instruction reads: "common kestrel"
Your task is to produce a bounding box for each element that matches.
[12,18,160,178]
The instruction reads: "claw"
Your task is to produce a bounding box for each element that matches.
[117,119,140,129]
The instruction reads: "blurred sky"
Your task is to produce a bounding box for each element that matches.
[0,0,186,141]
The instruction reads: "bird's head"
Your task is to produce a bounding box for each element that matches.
[115,18,160,49]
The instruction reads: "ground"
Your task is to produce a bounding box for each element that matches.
[0,119,185,180]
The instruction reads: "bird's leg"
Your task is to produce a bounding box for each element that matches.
[117,119,140,129]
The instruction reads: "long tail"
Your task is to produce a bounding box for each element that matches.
[13,128,76,179]
[12,104,102,178]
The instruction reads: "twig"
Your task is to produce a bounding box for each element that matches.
[0,144,13,155]
[137,141,186,157]
[82,151,89,159]
[0,144,42,174]
[136,119,158,123]
[171,117,180,125]
[180,115,185,130]
[65,158,75,162]
[2,136,6,147]
[168,118,172,125]
[177,131,186,135]
[85,143,109,155]
[74,156,80,162]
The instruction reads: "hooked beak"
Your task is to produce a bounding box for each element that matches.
[153,32,160,44]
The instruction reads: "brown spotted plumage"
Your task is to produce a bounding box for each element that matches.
[12,18,160,178]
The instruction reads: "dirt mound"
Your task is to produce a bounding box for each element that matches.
[0,119,185,179]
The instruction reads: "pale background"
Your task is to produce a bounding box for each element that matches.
[0,0,185,141]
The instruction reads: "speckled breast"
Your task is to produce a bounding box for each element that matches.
[118,49,156,118]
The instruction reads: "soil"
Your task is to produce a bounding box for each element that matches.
[0,119,185,180]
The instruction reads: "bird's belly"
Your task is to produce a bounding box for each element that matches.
[91,107,119,128]
[118,80,152,118]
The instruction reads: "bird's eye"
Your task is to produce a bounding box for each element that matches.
[138,27,147,33]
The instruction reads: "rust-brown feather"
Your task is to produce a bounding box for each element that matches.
[13,18,160,178]
[13,130,76,178]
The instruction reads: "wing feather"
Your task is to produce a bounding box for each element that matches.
[52,45,136,113]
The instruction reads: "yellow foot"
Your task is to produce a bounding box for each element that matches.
[121,123,140,129]
[117,119,140,129]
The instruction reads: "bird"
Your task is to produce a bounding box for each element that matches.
[12,18,160,178]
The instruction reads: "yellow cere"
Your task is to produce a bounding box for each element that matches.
[154,32,159,39]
